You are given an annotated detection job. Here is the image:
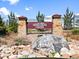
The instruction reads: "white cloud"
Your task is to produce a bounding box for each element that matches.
[25,8,30,11]
[45,15,52,22]
[0,7,21,17]
[25,7,33,11]
[2,0,20,5]
[15,13,20,17]
[0,7,10,15]
[75,13,79,16]
[46,15,52,18]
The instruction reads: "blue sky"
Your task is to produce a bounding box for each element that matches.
[0,0,79,19]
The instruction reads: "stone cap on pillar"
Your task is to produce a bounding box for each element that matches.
[52,14,61,19]
[18,16,27,21]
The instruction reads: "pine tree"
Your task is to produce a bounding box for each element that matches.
[63,8,74,30]
[0,15,5,29]
[7,12,18,33]
[0,15,6,35]
[36,11,44,22]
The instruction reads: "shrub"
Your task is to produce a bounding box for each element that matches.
[0,28,6,36]
[72,29,79,35]
[14,38,31,46]
[49,51,56,57]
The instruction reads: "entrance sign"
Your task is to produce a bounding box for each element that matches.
[27,22,52,34]
[33,23,47,29]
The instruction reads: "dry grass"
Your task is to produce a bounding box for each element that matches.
[0,33,32,46]
[71,35,79,40]
[0,33,17,46]
[63,30,79,41]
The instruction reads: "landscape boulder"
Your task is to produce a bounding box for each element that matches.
[32,34,69,53]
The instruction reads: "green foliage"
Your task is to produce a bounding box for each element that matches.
[63,8,74,30]
[36,11,44,22]
[49,51,56,57]
[0,15,6,35]
[7,12,18,33]
[72,28,79,35]
[0,15,5,29]
[0,12,18,36]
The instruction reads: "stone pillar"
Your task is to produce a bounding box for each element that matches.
[18,16,27,38]
[52,14,63,36]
